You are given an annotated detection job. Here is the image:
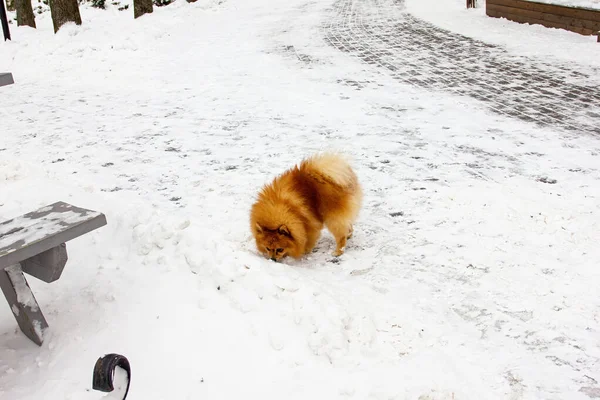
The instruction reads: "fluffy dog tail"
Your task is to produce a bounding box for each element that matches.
[301,152,358,188]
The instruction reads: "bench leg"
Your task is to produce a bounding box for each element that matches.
[21,243,68,283]
[0,264,48,346]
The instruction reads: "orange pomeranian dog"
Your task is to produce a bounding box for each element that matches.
[250,153,362,261]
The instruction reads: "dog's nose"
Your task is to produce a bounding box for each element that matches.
[270,257,277,262]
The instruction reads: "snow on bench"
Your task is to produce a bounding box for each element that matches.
[0,72,14,87]
[0,202,107,346]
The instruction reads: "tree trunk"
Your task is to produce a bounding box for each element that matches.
[15,0,36,28]
[133,0,152,19]
[6,0,15,12]
[49,0,81,33]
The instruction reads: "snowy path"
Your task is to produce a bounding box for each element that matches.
[1,0,600,399]
[325,0,600,136]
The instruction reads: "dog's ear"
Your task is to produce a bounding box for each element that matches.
[278,225,291,237]
[255,223,263,233]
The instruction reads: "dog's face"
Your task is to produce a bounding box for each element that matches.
[254,224,297,261]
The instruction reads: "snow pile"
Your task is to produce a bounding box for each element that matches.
[1,0,600,399]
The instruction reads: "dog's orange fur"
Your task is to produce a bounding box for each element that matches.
[250,153,362,261]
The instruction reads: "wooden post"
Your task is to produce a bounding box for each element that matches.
[0,0,10,41]
[0,264,48,345]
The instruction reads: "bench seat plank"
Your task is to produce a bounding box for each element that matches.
[0,202,107,270]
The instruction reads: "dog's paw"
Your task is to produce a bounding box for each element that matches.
[332,248,345,257]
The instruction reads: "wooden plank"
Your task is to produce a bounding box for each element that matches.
[488,0,600,21]
[488,0,600,22]
[488,9,595,35]
[488,3,600,30]
[487,7,595,35]
[0,202,107,270]
[488,4,599,33]
[0,72,13,87]
[0,264,48,346]
[0,0,10,41]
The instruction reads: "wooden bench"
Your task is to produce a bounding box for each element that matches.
[0,202,107,345]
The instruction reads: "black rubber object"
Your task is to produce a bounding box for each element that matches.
[92,353,131,399]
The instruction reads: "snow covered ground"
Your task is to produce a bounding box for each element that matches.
[1,0,600,399]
